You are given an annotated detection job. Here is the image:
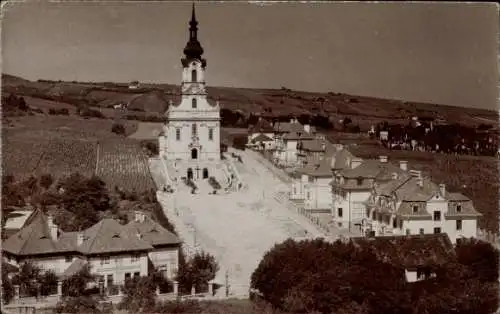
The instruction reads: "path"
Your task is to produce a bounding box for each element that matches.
[153,150,326,298]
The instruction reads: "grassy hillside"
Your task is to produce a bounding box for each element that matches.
[2,74,497,130]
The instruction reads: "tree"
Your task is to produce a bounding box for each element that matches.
[62,264,96,297]
[232,135,248,150]
[455,238,499,282]
[2,264,14,304]
[39,270,58,296]
[177,250,219,294]
[111,123,126,135]
[12,261,42,297]
[40,173,54,190]
[118,275,157,313]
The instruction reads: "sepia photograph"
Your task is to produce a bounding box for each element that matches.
[0,1,499,313]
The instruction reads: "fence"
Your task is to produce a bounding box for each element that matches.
[272,190,331,236]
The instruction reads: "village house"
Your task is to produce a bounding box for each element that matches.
[290,143,356,214]
[331,155,405,231]
[2,209,181,293]
[351,233,456,283]
[247,117,275,150]
[364,169,481,244]
[272,119,316,168]
[295,135,333,167]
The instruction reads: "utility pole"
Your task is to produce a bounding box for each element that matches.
[225,270,229,297]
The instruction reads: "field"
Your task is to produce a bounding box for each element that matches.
[96,140,155,192]
[2,115,154,192]
[350,144,499,233]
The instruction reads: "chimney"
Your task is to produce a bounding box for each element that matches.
[439,183,446,196]
[304,124,310,134]
[350,158,363,169]
[417,177,424,188]
[391,172,398,180]
[135,211,145,223]
[321,142,326,151]
[289,118,294,124]
[399,160,408,171]
[379,156,388,163]
[47,215,58,241]
[77,232,84,246]
[136,232,142,240]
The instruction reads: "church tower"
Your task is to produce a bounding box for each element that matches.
[161,3,221,165]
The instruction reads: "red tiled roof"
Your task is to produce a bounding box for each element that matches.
[251,134,273,143]
[124,216,181,247]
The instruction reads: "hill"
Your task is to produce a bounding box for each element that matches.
[2,74,498,130]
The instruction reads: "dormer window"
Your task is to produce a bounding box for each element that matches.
[456,205,462,213]
[412,205,418,213]
[356,177,363,186]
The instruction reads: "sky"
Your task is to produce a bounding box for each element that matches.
[1,1,498,110]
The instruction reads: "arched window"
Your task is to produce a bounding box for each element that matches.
[192,123,197,137]
[192,98,197,109]
[191,69,197,82]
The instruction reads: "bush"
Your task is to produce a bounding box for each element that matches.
[232,135,248,150]
[80,108,105,119]
[118,275,158,313]
[55,296,101,314]
[208,177,221,190]
[40,173,54,189]
[111,123,126,135]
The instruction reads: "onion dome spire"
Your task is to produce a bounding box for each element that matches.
[182,3,205,66]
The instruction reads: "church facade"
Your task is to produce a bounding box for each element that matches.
[159,4,221,180]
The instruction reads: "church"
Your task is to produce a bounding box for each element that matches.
[159,4,221,182]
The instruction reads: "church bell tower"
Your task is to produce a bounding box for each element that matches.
[161,3,221,164]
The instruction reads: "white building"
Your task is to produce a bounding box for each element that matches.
[272,119,315,168]
[247,117,275,149]
[159,5,221,181]
[2,209,181,289]
[365,169,481,244]
[331,155,405,230]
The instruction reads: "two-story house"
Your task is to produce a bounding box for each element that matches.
[365,170,481,244]
[331,156,405,231]
[290,156,334,213]
[272,119,315,167]
[296,135,335,167]
[2,209,181,291]
[351,233,456,283]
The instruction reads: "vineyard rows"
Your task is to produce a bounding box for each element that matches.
[95,140,156,192]
[3,137,97,181]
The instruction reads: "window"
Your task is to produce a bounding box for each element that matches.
[307,192,311,200]
[434,227,441,234]
[208,128,214,141]
[392,218,397,228]
[412,205,418,213]
[176,128,181,141]
[131,254,141,263]
[338,208,343,218]
[192,124,197,137]
[192,98,197,108]
[406,228,411,235]
[107,274,114,287]
[125,273,131,282]
[456,220,462,231]
[101,256,110,265]
[65,256,73,263]
[456,205,462,213]
[134,272,140,278]
[191,69,197,82]
[356,177,363,186]
[419,228,424,235]
[433,211,441,221]
[293,187,297,195]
